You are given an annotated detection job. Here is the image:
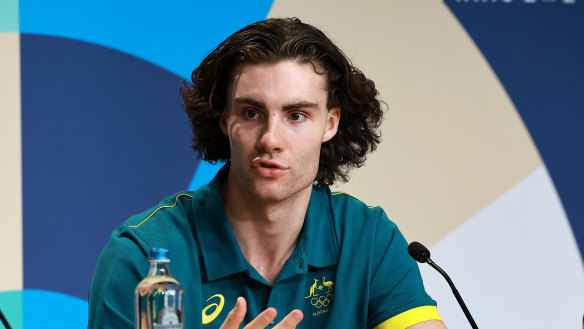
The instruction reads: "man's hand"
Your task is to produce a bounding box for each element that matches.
[220,297,304,329]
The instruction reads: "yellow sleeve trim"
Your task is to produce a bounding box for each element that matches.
[128,193,193,228]
[374,306,443,329]
[331,191,362,201]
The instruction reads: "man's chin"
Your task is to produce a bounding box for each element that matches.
[248,187,288,203]
[247,182,312,204]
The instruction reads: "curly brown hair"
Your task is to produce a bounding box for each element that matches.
[181,17,384,186]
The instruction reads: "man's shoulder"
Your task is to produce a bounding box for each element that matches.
[328,190,380,210]
[318,186,389,218]
[123,191,196,229]
[311,185,398,233]
[100,189,211,263]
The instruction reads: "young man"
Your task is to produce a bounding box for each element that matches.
[89,18,447,329]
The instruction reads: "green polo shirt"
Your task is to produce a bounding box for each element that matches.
[88,165,442,329]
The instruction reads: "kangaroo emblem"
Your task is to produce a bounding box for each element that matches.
[322,277,334,293]
[305,278,319,298]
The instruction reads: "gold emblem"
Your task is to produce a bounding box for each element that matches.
[202,294,225,325]
[305,278,319,298]
[322,277,334,293]
[305,277,334,312]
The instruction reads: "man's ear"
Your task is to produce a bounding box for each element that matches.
[322,107,341,143]
[219,109,228,135]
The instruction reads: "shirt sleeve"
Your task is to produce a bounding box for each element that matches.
[88,225,150,329]
[374,306,442,329]
[367,208,443,329]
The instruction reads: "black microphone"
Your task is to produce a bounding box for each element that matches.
[408,241,479,329]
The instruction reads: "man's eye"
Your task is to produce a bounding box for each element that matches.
[243,109,259,119]
[290,112,307,121]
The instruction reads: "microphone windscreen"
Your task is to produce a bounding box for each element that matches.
[408,241,431,263]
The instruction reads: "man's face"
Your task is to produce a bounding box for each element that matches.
[220,60,340,203]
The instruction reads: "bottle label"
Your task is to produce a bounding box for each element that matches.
[153,308,183,329]
[153,324,182,329]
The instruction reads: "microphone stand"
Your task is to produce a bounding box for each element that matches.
[0,308,12,329]
[426,258,478,329]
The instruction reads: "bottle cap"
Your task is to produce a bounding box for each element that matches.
[148,248,170,262]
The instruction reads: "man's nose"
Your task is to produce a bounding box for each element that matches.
[258,114,283,152]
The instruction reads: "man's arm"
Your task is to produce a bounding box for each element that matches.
[367,208,445,329]
[88,229,148,329]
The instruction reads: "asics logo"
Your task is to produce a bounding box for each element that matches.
[202,294,225,325]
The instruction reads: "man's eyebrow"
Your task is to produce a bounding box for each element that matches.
[282,101,319,110]
[233,97,319,111]
[233,97,266,110]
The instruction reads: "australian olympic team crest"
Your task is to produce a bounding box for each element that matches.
[304,276,334,317]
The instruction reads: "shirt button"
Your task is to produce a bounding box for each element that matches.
[270,320,275,325]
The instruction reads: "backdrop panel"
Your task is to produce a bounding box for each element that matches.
[0,1,582,329]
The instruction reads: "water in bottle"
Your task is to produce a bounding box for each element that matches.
[135,248,184,329]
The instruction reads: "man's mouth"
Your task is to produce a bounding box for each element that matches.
[252,158,286,169]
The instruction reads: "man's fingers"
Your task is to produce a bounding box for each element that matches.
[221,301,302,329]
[220,297,247,329]
[243,307,277,329]
[274,310,303,329]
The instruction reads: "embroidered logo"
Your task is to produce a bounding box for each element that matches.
[202,294,225,325]
[304,276,334,316]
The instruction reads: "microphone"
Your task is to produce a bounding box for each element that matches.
[408,241,478,329]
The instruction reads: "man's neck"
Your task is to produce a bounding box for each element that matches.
[221,173,311,285]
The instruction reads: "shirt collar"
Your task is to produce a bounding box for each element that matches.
[192,164,249,281]
[301,184,339,268]
[192,164,339,282]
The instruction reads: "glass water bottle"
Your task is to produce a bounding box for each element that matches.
[135,248,184,329]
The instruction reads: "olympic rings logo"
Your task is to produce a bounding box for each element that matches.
[310,294,332,308]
